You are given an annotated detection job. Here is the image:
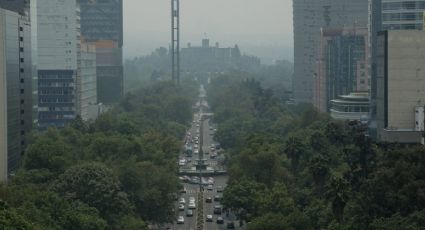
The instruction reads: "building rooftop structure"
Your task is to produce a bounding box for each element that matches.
[330,92,370,121]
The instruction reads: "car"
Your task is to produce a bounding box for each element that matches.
[213,205,222,214]
[186,209,193,217]
[182,176,191,183]
[194,149,199,154]
[179,198,185,204]
[210,154,217,159]
[227,222,235,229]
[178,204,185,211]
[217,186,224,193]
[180,188,187,193]
[209,127,214,130]
[208,177,214,184]
[189,197,195,202]
[196,124,200,127]
[214,195,222,202]
[207,185,213,191]
[206,214,213,222]
[206,196,212,203]
[188,202,196,209]
[177,216,184,224]
[216,217,224,224]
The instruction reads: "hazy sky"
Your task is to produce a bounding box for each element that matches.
[123,0,293,63]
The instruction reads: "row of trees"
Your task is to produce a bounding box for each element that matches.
[207,76,425,229]
[0,81,197,229]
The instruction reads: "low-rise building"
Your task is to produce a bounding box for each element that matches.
[330,92,370,121]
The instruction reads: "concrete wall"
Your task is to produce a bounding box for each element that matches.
[387,31,425,129]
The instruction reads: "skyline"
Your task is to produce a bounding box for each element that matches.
[123,0,293,63]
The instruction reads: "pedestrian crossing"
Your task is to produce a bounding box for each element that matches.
[183,189,222,195]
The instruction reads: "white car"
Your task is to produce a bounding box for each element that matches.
[188,201,196,209]
[189,197,196,202]
[177,216,184,224]
[207,184,213,191]
[206,214,213,222]
[194,149,199,154]
[179,198,185,204]
[178,204,185,211]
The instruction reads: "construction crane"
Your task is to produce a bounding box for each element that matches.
[171,0,180,85]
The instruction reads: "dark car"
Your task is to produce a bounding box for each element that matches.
[216,217,224,224]
[186,209,193,217]
[217,186,224,193]
[227,222,235,229]
[214,195,222,202]
[213,205,222,214]
[206,196,212,203]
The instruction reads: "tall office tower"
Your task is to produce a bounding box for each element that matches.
[77,42,97,121]
[369,0,425,138]
[292,0,369,104]
[79,0,123,105]
[36,0,80,129]
[368,0,382,138]
[0,3,32,181]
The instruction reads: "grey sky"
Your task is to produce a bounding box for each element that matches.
[123,0,293,63]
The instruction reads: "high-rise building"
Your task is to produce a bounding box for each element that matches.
[369,0,425,138]
[77,42,97,121]
[292,0,369,104]
[36,0,80,129]
[382,0,425,30]
[79,0,123,105]
[368,0,382,138]
[376,30,425,143]
[0,5,32,181]
[314,27,369,112]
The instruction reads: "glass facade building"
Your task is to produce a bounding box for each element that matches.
[382,0,425,30]
[0,8,32,181]
[79,0,123,105]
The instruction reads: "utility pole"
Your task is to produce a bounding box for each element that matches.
[171,0,180,85]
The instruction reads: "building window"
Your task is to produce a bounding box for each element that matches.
[20,58,24,63]
[19,37,23,42]
[20,47,23,52]
[20,99,24,104]
[21,120,24,125]
[20,78,24,83]
[20,109,24,114]
[19,27,23,31]
[20,89,24,94]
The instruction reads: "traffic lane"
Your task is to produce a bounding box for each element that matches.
[174,183,198,230]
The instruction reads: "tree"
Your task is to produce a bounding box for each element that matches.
[53,163,131,224]
[284,135,305,173]
[326,175,350,223]
[308,154,330,197]
[0,200,32,229]
[23,139,72,173]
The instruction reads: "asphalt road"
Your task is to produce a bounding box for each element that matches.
[172,86,244,230]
